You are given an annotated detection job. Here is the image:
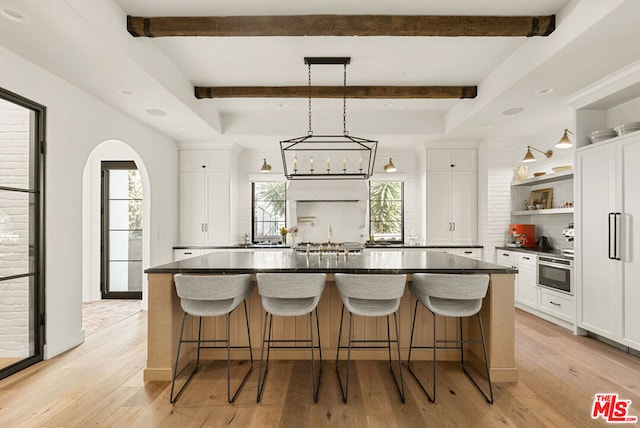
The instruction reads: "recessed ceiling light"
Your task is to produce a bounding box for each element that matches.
[502,107,525,116]
[176,125,186,131]
[481,124,494,129]
[278,103,288,108]
[117,88,136,96]
[535,87,555,96]
[384,102,394,108]
[1,7,30,24]
[145,108,167,117]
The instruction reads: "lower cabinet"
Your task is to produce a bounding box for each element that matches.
[436,247,483,260]
[173,249,209,261]
[496,249,575,330]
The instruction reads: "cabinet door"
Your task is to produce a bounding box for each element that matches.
[516,254,537,308]
[621,138,640,348]
[206,172,230,244]
[179,171,206,244]
[426,171,452,244]
[180,150,207,172]
[577,144,620,338]
[451,149,477,171]
[450,171,477,244]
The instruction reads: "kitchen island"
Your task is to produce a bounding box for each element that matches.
[144,250,518,383]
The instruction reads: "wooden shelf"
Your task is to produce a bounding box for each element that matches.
[511,170,573,187]
[512,208,574,216]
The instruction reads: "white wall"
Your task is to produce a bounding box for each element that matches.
[236,144,423,243]
[478,132,575,262]
[1,45,178,358]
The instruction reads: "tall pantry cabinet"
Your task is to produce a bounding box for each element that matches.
[426,148,477,244]
[179,147,237,245]
[571,61,640,351]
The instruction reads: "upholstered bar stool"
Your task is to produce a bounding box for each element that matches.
[170,273,254,404]
[334,273,407,403]
[255,273,326,403]
[407,273,493,404]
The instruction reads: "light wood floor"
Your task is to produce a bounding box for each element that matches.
[0,309,639,427]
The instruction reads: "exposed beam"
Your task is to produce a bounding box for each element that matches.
[194,86,477,99]
[127,15,555,38]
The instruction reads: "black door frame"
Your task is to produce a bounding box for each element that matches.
[100,161,142,300]
[0,87,46,381]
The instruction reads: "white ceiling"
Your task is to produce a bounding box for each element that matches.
[1,0,640,149]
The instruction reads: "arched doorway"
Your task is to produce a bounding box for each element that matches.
[81,141,151,314]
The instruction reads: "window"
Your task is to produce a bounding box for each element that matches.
[252,182,286,243]
[369,181,403,242]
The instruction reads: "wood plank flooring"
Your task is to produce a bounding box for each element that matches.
[1,309,639,427]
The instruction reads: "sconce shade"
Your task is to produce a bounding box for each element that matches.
[522,148,536,163]
[555,129,574,149]
[522,146,552,163]
[384,158,397,172]
[260,158,272,172]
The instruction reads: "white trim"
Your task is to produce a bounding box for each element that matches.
[177,141,236,150]
[564,59,640,109]
[369,173,408,182]
[249,173,287,182]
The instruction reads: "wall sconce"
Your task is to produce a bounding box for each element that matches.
[522,146,553,163]
[384,158,397,172]
[555,129,574,149]
[260,158,272,172]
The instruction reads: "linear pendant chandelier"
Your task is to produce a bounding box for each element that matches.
[280,57,378,180]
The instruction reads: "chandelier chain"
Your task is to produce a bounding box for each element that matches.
[307,63,312,136]
[343,63,348,136]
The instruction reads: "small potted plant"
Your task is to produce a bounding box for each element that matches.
[279,227,288,244]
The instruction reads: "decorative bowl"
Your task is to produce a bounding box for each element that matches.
[589,128,617,144]
[613,122,640,136]
[552,165,572,172]
[533,172,546,177]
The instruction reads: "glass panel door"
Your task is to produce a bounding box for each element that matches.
[0,88,45,380]
[101,162,142,299]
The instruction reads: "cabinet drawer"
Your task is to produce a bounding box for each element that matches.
[454,248,482,260]
[517,253,537,266]
[539,289,575,322]
[173,249,205,261]
[496,250,516,268]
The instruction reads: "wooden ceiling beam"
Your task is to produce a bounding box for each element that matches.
[127,15,555,38]
[194,86,477,99]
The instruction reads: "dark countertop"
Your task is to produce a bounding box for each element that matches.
[495,246,573,260]
[173,244,483,250]
[147,249,514,275]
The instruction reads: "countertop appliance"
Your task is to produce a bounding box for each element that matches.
[294,242,364,254]
[509,224,536,248]
[537,255,573,295]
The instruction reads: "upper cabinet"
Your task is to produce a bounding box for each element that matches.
[179,148,237,245]
[426,149,477,245]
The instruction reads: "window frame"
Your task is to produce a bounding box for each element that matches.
[369,180,404,243]
[251,181,287,243]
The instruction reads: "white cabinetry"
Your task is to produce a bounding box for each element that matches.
[496,250,537,310]
[179,149,234,245]
[496,249,574,329]
[426,149,477,244]
[576,135,640,350]
[569,62,640,351]
[515,253,537,308]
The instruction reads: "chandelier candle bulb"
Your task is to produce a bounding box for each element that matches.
[294,156,298,171]
[343,157,347,170]
[310,156,314,172]
[326,157,330,172]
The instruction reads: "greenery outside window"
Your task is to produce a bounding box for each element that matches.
[252,182,286,243]
[369,181,403,242]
